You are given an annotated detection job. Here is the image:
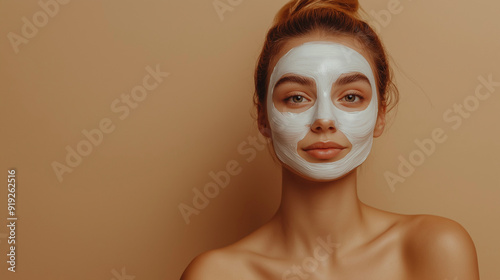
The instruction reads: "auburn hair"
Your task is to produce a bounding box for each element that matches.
[254,0,398,117]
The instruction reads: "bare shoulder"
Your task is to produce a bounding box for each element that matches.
[402,214,480,279]
[180,221,283,280]
[180,246,252,280]
[403,214,477,257]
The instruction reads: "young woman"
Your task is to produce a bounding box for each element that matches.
[182,0,480,279]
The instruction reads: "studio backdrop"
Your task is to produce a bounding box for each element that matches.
[0,0,499,279]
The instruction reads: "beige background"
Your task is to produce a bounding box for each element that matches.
[0,0,499,279]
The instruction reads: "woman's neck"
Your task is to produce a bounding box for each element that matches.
[272,166,368,257]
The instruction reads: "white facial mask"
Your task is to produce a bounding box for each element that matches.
[266,42,379,180]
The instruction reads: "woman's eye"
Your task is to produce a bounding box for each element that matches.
[342,93,362,103]
[287,95,307,104]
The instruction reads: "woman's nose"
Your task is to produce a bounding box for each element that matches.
[311,118,336,133]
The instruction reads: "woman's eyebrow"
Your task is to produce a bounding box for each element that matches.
[335,73,370,86]
[274,75,315,89]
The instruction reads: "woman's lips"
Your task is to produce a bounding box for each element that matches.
[303,142,345,160]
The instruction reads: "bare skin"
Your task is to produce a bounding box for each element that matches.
[181,33,480,280]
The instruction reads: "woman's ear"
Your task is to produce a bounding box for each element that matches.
[373,106,386,138]
[258,105,272,138]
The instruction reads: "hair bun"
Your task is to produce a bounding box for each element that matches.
[276,0,359,23]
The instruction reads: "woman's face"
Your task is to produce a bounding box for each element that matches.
[261,33,385,181]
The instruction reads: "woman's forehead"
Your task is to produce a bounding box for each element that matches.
[268,41,377,95]
[269,34,376,77]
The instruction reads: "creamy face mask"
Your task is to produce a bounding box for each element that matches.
[266,42,378,180]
